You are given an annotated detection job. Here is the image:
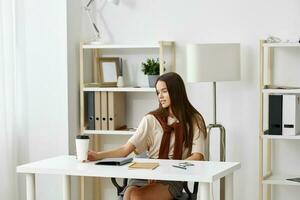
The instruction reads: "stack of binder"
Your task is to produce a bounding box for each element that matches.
[85,91,126,131]
[268,94,300,136]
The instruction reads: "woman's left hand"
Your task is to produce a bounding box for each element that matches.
[87,150,100,161]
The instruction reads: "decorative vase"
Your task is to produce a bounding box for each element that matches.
[117,76,124,87]
[148,75,159,87]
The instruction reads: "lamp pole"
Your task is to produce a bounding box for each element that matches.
[207,81,226,200]
[213,82,216,124]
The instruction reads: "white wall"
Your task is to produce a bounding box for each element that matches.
[23,0,69,199]
[94,0,300,200]
[18,0,81,200]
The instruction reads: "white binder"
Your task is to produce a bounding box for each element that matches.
[282,95,300,136]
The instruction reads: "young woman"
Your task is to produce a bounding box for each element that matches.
[87,72,207,200]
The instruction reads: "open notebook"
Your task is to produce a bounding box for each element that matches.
[95,157,133,166]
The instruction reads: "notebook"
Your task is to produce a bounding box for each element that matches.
[128,162,159,170]
[95,157,133,166]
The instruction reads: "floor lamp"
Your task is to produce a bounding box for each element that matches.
[186,43,240,200]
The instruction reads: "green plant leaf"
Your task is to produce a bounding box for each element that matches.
[141,58,160,75]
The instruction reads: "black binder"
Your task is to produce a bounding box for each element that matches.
[95,157,133,166]
[268,95,283,135]
[85,91,95,130]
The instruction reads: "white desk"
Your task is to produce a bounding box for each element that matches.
[17,155,240,200]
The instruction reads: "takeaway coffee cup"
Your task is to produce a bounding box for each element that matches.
[76,135,90,162]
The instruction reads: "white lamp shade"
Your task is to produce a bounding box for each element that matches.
[187,43,241,82]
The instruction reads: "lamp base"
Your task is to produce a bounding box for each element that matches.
[207,123,226,200]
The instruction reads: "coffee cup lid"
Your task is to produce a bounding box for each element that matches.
[76,135,89,139]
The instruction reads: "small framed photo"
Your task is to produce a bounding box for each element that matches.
[97,57,120,87]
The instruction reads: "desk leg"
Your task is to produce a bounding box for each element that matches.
[199,182,210,200]
[63,175,71,200]
[26,174,35,200]
[225,173,233,200]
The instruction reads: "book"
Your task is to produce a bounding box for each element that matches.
[95,157,133,166]
[128,162,159,170]
[286,178,300,183]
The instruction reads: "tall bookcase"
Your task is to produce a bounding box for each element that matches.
[258,40,300,200]
[79,41,176,200]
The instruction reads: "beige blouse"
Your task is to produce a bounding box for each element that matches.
[128,114,207,160]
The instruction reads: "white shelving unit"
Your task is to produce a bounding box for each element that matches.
[79,41,176,135]
[262,89,300,94]
[79,41,176,200]
[263,174,300,186]
[263,43,300,48]
[261,135,300,140]
[83,130,135,135]
[259,40,300,200]
[82,43,160,49]
[83,87,156,92]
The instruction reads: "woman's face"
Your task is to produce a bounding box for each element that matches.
[156,80,171,108]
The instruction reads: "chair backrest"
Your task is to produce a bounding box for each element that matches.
[178,182,198,200]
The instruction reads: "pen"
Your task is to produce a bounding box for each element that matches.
[172,165,186,170]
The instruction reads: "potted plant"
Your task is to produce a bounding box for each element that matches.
[141,58,161,87]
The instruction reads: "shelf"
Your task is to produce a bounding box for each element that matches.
[263,43,300,48]
[258,39,300,199]
[82,43,160,49]
[262,89,300,94]
[83,130,135,135]
[262,135,300,140]
[83,87,156,92]
[263,174,300,186]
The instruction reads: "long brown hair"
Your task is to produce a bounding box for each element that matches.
[150,72,207,154]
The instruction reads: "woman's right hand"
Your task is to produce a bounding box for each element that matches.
[87,150,100,161]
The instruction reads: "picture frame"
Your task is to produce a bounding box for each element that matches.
[97,57,120,87]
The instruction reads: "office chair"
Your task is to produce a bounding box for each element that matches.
[111,178,199,200]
